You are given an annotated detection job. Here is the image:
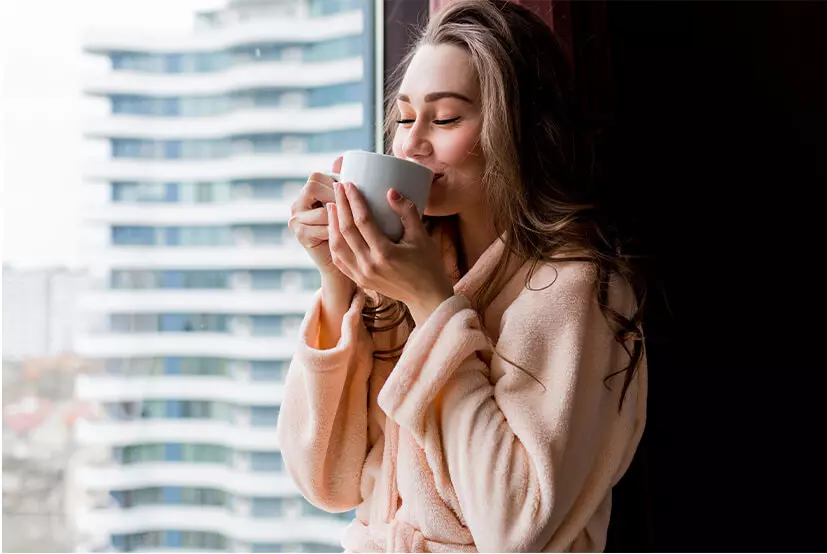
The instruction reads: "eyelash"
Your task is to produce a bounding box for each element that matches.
[396,116,461,126]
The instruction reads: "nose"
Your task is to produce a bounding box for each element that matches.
[401,121,433,160]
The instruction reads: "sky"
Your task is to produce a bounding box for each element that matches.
[1,0,221,268]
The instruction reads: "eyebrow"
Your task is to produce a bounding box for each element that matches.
[397,91,474,104]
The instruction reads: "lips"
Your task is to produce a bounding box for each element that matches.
[432,173,444,184]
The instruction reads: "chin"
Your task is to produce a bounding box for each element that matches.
[423,205,459,218]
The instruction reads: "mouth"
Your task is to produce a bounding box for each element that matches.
[432,173,444,184]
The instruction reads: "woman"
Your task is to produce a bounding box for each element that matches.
[277,0,647,551]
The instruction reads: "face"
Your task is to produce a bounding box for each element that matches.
[392,44,486,217]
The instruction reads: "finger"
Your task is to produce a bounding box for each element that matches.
[344,182,390,252]
[335,182,371,258]
[293,177,336,214]
[293,223,329,248]
[387,188,426,240]
[289,207,328,228]
[332,156,343,175]
[327,202,357,274]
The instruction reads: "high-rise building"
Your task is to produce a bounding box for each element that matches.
[72,0,373,551]
[3,267,90,362]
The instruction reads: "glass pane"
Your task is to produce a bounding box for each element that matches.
[250,451,283,472]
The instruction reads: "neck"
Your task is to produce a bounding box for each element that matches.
[457,205,499,275]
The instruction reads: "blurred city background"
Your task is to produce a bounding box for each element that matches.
[2,0,378,551]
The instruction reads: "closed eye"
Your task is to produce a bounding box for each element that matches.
[395,117,462,126]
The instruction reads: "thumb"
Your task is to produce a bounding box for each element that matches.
[387,188,425,239]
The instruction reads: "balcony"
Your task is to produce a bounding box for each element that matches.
[75,507,348,545]
[85,200,293,226]
[83,10,363,54]
[90,245,314,270]
[75,463,299,497]
[75,333,296,360]
[83,153,339,182]
[80,289,316,314]
[83,58,363,96]
[75,419,279,451]
[84,104,363,140]
[76,375,285,406]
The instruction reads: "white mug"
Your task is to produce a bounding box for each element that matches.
[333,150,434,242]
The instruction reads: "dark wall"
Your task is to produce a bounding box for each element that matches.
[382,0,430,151]
[600,1,827,551]
[382,0,827,550]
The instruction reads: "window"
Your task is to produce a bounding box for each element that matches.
[164,54,183,73]
[237,179,284,199]
[180,531,227,550]
[119,443,164,464]
[111,270,155,289]
[246,224,286,245]
[309,128,367,152]
[301,500,330,518]
[104,401,141,421]
[303,270,322,290]
[178,226,234,246]
[244,133,284,153]
[114,226,236,247]
[111,182,176,203]
[244,89,283,108]
[141,400,166,419]
[251,497,283,517]
[308,82,363,107]
[110,314,158,333]
[112,270,231,289]
[309,0,361,16]
[111,226,155,246]
[180,400,212,418]
[301,543,344,553]
[282,135,308,153]
[119,443,227,465]
[250,360,288,381]
[112,139,231,159]
[304,36,363,62]
[280,91,307,108]
[281,46,303,62]
[249,451,283,472]
[164,140,182,159]
[250,406,280,427]
[252,544,284,553]
[181,443,230,464]
[250,269,282,289]
[111,531,164,552]
[158,313,229,333]
[104,358,164,375]
[251,315,282,336]
[179,357,229,376]
[180,487,227,506]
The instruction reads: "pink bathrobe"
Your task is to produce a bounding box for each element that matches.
[276,222,647,553]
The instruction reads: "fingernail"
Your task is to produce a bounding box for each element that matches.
[390,189,402,201]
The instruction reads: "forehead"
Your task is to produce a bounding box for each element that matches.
[399,44,479,100]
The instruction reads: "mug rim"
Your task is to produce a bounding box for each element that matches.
[342,150,433,175]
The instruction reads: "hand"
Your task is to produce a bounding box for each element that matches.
[288,156,354,288]
[327,181,455,326]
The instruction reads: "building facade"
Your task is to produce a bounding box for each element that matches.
[72,0,373,551]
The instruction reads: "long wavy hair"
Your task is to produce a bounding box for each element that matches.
[364,0,646,410]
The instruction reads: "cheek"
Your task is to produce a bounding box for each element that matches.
[391,131,405,158]
[435,128,483,167]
